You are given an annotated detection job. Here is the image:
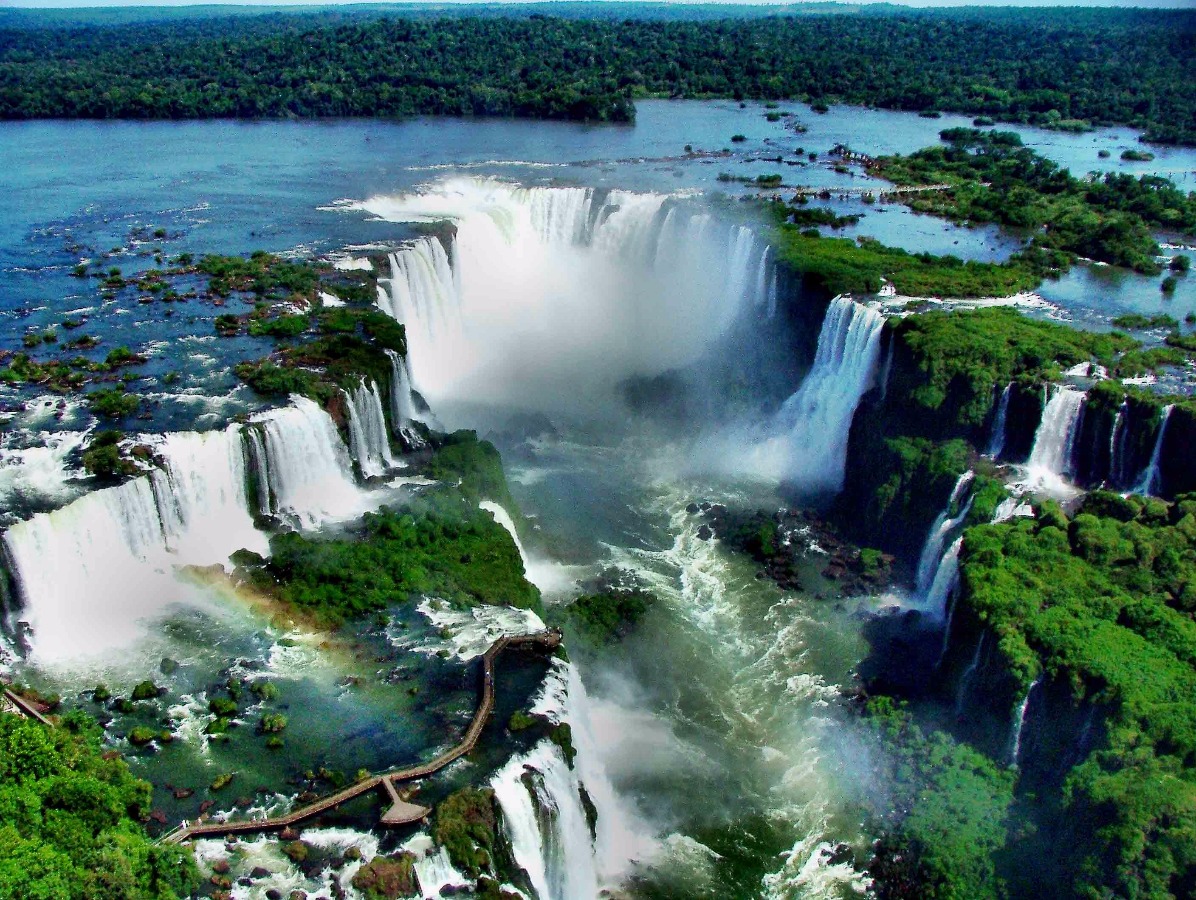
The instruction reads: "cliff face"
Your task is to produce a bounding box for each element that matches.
[1159,405,1196,497]
[836,319,1192,559]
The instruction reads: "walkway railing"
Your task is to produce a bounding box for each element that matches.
[160,628,561,843]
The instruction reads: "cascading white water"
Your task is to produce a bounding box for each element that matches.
[2,425,267,664]
[1025,386,1085,492]
[955,632,985,716]
[925,536,965,619]
[764,297,886,492]
[987,383,1012,458]
[384,349,430,449]
[243,427,272,518]
[1134,405,1173,497]
[492,740,597,900]
[359,178,776,416]
[1108,400,1128,486]
[0,429,90,519]
[1009,676,1041,767]
[915,471,975,595]
[343,379,397,479]
[253,395,368,527]
[491,659,647,899]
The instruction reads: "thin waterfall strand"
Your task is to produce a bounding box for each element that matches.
[1134,405,1173,497]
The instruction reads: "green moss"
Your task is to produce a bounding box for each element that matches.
[432,788,498,877]
[565,589,654,644]
[129,681,158,702]
[507,710,538,732]
[351,852,420,899]
[85,387,140,419]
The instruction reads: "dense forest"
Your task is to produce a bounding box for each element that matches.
[1,8,1194,142]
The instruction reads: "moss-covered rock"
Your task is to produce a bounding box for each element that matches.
[350,852,420,899]
[432,788,498,877]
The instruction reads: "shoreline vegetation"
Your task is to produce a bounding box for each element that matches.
[0,7,1192,144]
[771,129,1196,299]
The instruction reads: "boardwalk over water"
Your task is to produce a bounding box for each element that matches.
[159,629,562,844]
[1,682,54,727]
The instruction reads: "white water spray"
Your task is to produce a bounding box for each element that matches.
[253,396,367,527]
[1009,676,1041,767]
[754,297,886,492]
[492,659,650,899]
[385,349,431,449]
[915,471,975,595]
[360,178,776,416]
[1024,386,1085,494]
[1108,400,1128,486]
[343,379,397,479]
[2,425,265,665]
[987,383,1011,458]
[1134,404,1173,497]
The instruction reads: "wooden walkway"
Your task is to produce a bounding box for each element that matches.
[160,629,562,844]
[0,683,54,727]
[787,183,953,197]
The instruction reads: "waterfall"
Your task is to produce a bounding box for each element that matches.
[925,537,964,619]
[1108,401,1128,486]
[492,741,597,900]
[343,379,396,479]
[877,330,895,402]
[915,471,975,595]
[769,297,886,492]
[361,178,776,413]
[492,659,645,898]
[1009,677,1041,767]
[1026,386,1085,486]
[2,425,266,665]
[243,427,272,518]
[149,427,269,563]
[987,383,1012,458]
[1134,405,1173,497]
[253,395,367,527]
[384,349,430,450]
[955,632,985,716]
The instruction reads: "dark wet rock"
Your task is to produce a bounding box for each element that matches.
[266,891,283,900]
[149,809,167,824]
[696,524,713,541]
[199,800,215,814]
[173,787,193,800]
[251,867,271,880]
[685,502,700,514]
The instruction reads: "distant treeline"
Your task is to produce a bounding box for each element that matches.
[0,10,1193,142]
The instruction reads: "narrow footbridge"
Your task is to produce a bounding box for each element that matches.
[159,629,562,844]
[1,682,54,727]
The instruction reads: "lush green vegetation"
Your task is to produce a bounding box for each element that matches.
[772,226,1048,299]
[891,308,1138,426]
[238,488,538,626]
[566,587,654,644]
[1,9,1193,141]
[424,431,516,508]
[0,710,199,899]
[866,698,1015,900]
[432,787,499,877]
[949,492,1196,898]
[874,129,1196,274]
